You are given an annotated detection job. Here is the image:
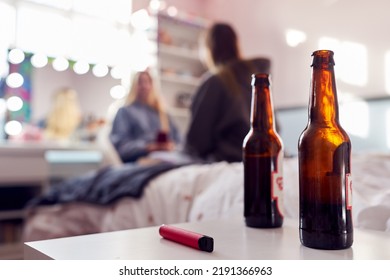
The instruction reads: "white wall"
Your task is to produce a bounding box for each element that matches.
[201,0,294,108]
[201,0,390,108]
[167,0,390,153]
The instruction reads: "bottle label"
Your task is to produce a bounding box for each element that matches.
[346,173,352,210]
[272,151,284,216]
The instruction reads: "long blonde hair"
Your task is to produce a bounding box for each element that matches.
[44,87,81,140]
[126,71,170,132]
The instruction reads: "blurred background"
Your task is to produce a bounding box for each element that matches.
[1,0,390,154]
[1,0,390,260]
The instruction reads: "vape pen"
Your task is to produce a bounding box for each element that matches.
[159,224,214,252]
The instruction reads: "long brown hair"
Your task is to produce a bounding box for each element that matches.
[204,22,241,71]
[202,22,253,95]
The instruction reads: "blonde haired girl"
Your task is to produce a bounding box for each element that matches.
[110,71,181,163]
[125,71,169,132]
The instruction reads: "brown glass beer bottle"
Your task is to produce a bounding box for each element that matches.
[243,73,284,228]
[298,50,353,249]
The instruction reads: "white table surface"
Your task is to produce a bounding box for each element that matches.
[24,218,390,260]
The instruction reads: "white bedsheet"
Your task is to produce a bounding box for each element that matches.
[23,153,390,241]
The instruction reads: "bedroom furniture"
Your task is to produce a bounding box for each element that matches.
[0,141,103,181]
[24,218,390,260]
[0,140,103,259]
[155,11,207,134]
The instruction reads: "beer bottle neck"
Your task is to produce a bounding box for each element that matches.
[308,60,340,125]
[251,78,275,132]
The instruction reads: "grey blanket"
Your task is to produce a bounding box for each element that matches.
[27,162,186,207]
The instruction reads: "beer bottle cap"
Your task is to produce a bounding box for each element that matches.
[311,50,335,67]
[251,73,270,86]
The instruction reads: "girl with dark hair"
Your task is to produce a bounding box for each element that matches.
[185,22,271,162]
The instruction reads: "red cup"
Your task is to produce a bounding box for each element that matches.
[156,131,168,144]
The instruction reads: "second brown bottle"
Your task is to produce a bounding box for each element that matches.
[243,73,284,228]
[298,50,353,249]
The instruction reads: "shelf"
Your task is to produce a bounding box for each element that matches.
[159,43,200,60]
[161,73,201,87]
[157,11,209,29]
[154,11,207,135]
[169,107,191,118]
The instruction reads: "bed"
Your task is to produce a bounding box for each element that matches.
[23,152,390,242]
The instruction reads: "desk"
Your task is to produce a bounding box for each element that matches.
[24,218,390,260]
[0,140,103,259]
[0,140,103,184]
[0,142,48,185]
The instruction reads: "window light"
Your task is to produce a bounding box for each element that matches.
[339,94,369,138]
[318,37,367,87]
[2,1,133,73]
[25,0,73,10]
[149,0,166,11]
[17,6,71,57]
[0,2,16,52]
[73,0,131,22]
[285,29,306,47]
[167,6,178,17]
[131,9,152,30]
[72,15,117,65]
